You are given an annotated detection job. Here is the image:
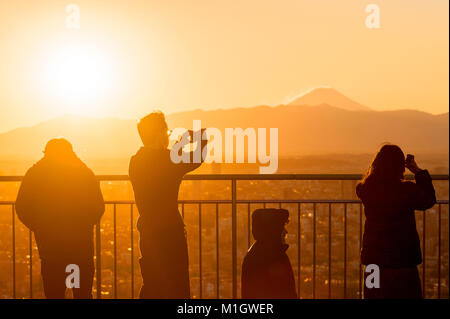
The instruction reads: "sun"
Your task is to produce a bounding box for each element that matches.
[42,42,115,113]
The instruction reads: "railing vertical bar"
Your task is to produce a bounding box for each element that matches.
[247,203,251,248]
[438,204,441,299]
[29,229,32,299]
[12,204,16,299]
[359,203,363,299]
[422,210,426,298]
[313,203,316,299]
[343,203,347,299]
[114,204,117,299]
[216,203,220,299]
[297,203,301,299]
[96,223,102,299]
[130,204,134,299]
[328,203,331,299]
[231,179,237,299]
[199,203,202,298]
[182,203,185,219]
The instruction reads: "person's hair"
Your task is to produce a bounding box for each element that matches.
[361,143,405,185]
[137,111,169,148]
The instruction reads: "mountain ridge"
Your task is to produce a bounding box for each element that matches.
[0,103,447,161]
[0,88,447,160]
[288,88,372,111]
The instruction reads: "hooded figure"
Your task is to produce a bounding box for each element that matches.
[241,208,297,299]
[15,138,104,298]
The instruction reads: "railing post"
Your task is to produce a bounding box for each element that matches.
[359,203,363,299]
[313,203,316,299]
[247,203,251,248]
[199,203,202,298]
[298,203,301,299]
[216,203,220,299]
[96,223,102,299]
[422,211,426,298]
[438,204,441,298]
[29,229,32,299]
[328,203,332,299]
[343,203,347,299]
[231,178,237,299]
[130,204,134,299]
[12,204,16,299]
[113,204,117,299]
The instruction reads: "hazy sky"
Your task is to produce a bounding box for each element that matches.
[0,0,448,132]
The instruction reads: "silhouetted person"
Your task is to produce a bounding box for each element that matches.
[357,144,436,299]
[129,111,208,299]
[241,208,297,299]
[15,138,104,298]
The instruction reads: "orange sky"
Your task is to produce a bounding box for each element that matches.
[0,0,448,133]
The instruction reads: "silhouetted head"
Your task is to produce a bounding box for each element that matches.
[137,111,170,149]
[44,138,76,160]
[252,208,289,243]
[362,143,405,184]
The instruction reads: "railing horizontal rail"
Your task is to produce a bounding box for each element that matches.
[97,200,450,204]
[1,200,448,206]
[0,174,448,182]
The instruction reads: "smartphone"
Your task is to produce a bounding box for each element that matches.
[406,154,414,163]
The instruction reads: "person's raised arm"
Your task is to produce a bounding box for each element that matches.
[405,156,436,211]
[173,128,209,175]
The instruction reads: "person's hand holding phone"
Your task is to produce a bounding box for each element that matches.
[405,154,422,174]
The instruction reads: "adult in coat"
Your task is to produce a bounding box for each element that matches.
[357,144,436,299]
[16,138,104,298]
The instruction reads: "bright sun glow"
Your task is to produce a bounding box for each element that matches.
[42,43,115,113]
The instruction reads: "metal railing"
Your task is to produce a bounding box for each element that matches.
[0,174,448,299]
